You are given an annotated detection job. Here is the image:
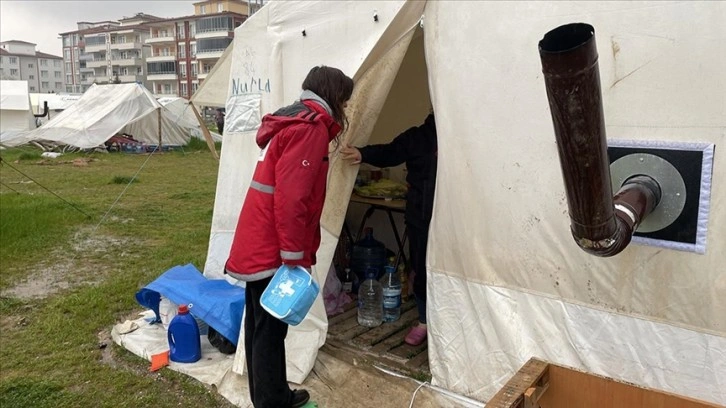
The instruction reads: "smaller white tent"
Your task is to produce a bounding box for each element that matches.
[1,83,201,149]
[0,80,34,139]
[29,93,82,125]
[158,97,223,142]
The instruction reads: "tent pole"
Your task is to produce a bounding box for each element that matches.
[190,103,220,160]
[157,108,162,151]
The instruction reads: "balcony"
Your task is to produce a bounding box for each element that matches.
[79,66,94,73]
[110,42,142,51]
[85,43,107,53]
[194,30,232,40]
[195,48,225,59]
[147,72,177,81]
[111,57,141,66]
[146,52,176,63]
[79,53,95,61]
[145,34,175,44]
[87,59,108,68]
[196,72,208,80]
[81,76,96,85]
[154,88,178,97]
[117,74,142,83]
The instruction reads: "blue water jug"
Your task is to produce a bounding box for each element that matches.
[167,304,201,363]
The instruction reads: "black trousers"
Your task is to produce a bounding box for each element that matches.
[245,277,292,408]
[408,223,430,324]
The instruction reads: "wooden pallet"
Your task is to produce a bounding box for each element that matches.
[323,297,430,378]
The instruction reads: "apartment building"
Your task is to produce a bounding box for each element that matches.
[0,40,64,93]
[144,0,248,98]
[60,13,161,93]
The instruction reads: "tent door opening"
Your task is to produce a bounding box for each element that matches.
[324,27,434,379]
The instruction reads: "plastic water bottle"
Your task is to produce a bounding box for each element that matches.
[167,304,201,363]
[357,267,383,327]
[381,266,402,322]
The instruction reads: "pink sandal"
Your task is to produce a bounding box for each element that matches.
[404,325,427,346]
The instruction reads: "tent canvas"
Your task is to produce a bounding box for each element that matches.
[0,80,34,138]
[116,1,725,406]
[29,93,82,125]
[1,83,200,149]
[157,97,223,143]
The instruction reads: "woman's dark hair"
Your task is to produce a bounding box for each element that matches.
[301,66,354,128]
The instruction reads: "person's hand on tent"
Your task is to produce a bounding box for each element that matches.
[340,145,362,164]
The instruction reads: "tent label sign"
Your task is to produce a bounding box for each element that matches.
[231,77,271,95]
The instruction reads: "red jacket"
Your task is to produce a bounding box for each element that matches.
[225,100,341,281]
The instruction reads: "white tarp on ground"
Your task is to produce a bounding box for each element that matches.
[0,83,195,148]
[158,97,223,142]
[0,80,34,138]
[117,1,725,406]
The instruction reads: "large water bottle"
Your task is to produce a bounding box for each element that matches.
[357,267,383,327]
[167,304,201,363]
[381,265,402,322]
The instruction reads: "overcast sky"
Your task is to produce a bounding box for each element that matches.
[0,1,197,56]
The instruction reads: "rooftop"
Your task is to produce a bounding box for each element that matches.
[0,40,37,46]
[0,48,62,59]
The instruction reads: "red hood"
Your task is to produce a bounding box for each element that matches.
[256,100,341,148]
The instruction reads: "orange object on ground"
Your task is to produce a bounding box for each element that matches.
[150,350,170,372]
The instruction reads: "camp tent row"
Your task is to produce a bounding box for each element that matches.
[122,1,724,406]
[0,83,220,149]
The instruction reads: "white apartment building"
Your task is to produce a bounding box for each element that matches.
[0,40,64,94]
[60,13,161,93]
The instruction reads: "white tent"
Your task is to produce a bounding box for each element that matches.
[0,83,198,148]
[117,1,725,406]
[158,96,223,143]
[29,93,82,125]
[0,80,34,139]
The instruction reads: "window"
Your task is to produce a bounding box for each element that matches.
[86,36,105,46]
[177,23,185,39]
[29,75,35,80]
[146,61,176,74]
[28,63,34,68]
[54,60,60,68]
[136,67,142,75]
[55,82,62,88]
[41,71,49,78]
[65,63,71,72]
[179,63,186,77]
[10,68,18,76]
[63,36,71,47]
[178,44,186,58]
[40,59,48,66]
[191,63,198,76]
[192,83,198,93]
[200,5,206,14]
[190,43,196,57]
[9,57,17,64]
[66,74,73,83]
[197,37,232,54]
[197,16,233,33]
[42,81,49,88]
[181,83,188,96]
[218,3,224,12]
[55,72,61,78]
[164,84,172,94]
[190,22,196,37]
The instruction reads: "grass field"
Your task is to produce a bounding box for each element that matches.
[0,142,237,407]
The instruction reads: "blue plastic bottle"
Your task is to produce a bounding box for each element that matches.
[167,304,201,363]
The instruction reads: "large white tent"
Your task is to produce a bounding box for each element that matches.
[0,83,200,149]
[0,80,34,139]
[116,1,725,406]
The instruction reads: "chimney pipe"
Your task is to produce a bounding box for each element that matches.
[538,23,661,256]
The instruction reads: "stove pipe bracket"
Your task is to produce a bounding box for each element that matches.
[538,23,663,257]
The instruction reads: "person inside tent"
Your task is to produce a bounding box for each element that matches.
[340,112,437,346]
[215,108,225,135]
[224,66,354,408]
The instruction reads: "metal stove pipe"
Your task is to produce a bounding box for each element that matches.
[538,23,661,256]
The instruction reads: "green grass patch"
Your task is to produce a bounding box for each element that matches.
[0,147,231,407]
[110,176,137,184]
[17,152,42,161]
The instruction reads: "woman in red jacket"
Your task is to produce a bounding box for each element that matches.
[225,66,354,408]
